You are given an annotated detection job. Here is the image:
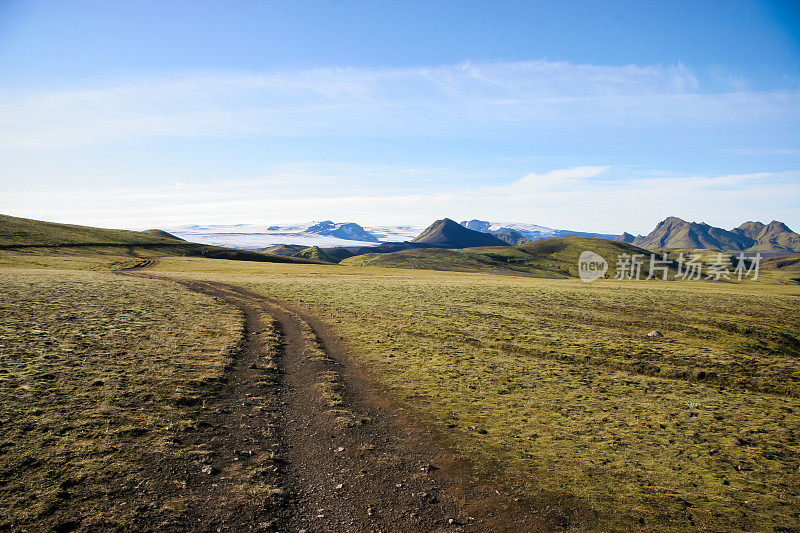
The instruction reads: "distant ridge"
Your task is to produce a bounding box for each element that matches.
[460,219,618,241]
[732,220,800,252]
[413,218,509,248]
[493,230,529,245]
[631,216,800,253]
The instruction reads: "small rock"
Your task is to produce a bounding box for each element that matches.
[367,507,374,516]
[335,483,344,490]
[647,330,663,337]
[448,518,455,525]
[335,446,345,453]
[201,464,218,475]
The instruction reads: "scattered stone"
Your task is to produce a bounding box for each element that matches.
[335,446,345,453]
[367,507,374,516]
[709,448,719,455]
[647,330,663,337]
[201,464,218,475]
[335,483,344,490]
[448,518,455,525]
[421,464,439,473]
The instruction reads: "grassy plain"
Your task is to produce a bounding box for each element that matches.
[150,257,800,531]
[2,245,798,531]
[0,269,246,530]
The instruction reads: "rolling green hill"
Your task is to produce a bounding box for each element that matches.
[0,214,323,266]
[142,229,185,241]
[261,244,308,256]
[295,246,339,263]
[0,214,187,246]
[343,236,673,279]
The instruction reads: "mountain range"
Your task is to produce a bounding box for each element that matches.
[624,217,800,254]
[4,212,798,258]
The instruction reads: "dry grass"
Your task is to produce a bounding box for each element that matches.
[150,257,800,531]
[0,269,244,530]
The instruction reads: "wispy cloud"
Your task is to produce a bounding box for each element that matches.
[4,165,798,233]
[1,60,797,148]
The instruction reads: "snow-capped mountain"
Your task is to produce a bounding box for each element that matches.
[460,220,618,241]
[165,221,424,250]
[460,220,559,239]
[305,221,379,242]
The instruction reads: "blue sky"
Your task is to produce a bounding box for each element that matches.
[1,0,798,233]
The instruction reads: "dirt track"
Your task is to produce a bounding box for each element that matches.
[121,268,540,531]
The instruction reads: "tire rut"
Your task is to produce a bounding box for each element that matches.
[120,271,540,532]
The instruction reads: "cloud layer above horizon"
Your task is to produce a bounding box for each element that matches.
[1,59,798,231]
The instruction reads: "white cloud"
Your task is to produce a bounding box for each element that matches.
[509,166,610,191]
[0,60,797,148]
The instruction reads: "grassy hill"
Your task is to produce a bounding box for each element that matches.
[0,214,187,247]
[261,244,308,257]
[142,229,185,241]
[0,214,323,268]
[295,246,339,263]
[759,253,800,284]
[343,236,675,279]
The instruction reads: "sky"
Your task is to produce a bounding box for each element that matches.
[1,0,799,234]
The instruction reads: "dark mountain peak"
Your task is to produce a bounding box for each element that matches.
[616,232,636,243]
[661,216,688,226]
[633,216,800,253]
[634,217,753,251]
[767,220,792,233]
[412,218,509,248]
